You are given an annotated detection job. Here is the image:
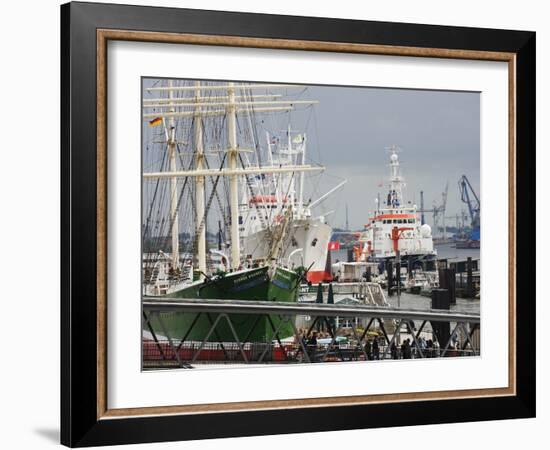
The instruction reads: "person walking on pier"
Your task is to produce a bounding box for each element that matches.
[402,339,412,359]
[365,339,373,360]
[426,339,434,358]
[390,342,398,359]
[373,338,380,360]
[419,336,426,351]
[407,338,413,358]
[307,331,318,362]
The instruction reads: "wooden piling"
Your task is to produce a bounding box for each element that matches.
[466,257,474,298]
[387,260,393,296]
[431,288,451,347]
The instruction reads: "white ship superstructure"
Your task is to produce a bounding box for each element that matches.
[240,128,342,283]
[358,148,435,260]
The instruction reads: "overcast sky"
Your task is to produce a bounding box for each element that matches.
[143,79,480,232]
[269,84,480,230]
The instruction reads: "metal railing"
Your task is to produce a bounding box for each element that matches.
[142,297,480,369]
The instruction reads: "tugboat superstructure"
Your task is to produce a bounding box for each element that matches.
[358,148,436,261]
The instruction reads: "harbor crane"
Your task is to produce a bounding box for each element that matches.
[445,210,469,239]
[418,182,448,238]
[458,175,480,239]
[433,182,449,239]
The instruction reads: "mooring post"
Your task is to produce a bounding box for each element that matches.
[431,289,451,355]
[438,267,456,304]
[316,282,323,332]
[466,256,473,298]
[438,267,447,291]
[395,257,401,293]
[387,260,394,296]
[448,267,456,304]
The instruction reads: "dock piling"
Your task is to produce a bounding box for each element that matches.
[431,289,451,350]
[466,257,474,298]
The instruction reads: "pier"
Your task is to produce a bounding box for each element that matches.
[142,297,480,369]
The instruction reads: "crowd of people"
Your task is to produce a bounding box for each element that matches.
[291,327,464,361]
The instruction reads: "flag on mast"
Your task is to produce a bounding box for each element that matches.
[148,117,162,127]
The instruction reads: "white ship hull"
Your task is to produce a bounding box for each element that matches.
[243,218,332,283]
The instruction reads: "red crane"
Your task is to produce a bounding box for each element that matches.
[391,226,413,253]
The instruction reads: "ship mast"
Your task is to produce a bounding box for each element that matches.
[194,81,207,278]
[286,126,296,212]
[297,134,307,219]
[227,82,240,270]
[387,145,404,208]
[168,80,179,270]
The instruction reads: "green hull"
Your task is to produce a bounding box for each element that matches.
[145,266,300,342]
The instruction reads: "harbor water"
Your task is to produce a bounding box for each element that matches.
[434,242,480,262]
[386,292,479,315]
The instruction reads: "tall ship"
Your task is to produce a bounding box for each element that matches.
[356,148,436,265]
[141,80,330,341]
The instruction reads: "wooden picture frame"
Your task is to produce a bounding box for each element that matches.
[61,1,535,446]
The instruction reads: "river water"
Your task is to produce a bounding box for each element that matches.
[434,242,480,262]
[385,292,479,314]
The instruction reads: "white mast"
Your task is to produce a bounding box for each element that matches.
[287,125,295,212]
[168,80,179,270]
[194,81,206,279]
[227,82,241,270]
[298,134,307,218]
[388,145,404,208]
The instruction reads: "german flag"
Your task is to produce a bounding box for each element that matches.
[148,117,162,127]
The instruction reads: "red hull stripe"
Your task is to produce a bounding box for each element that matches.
[307,270,332,283]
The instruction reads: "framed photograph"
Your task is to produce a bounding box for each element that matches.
[61,1,535,447]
